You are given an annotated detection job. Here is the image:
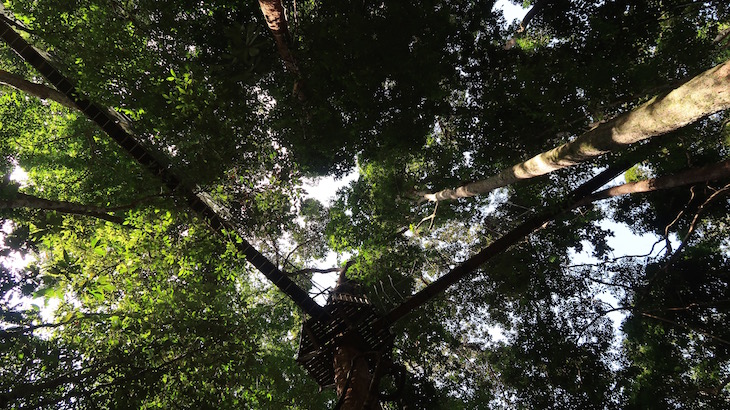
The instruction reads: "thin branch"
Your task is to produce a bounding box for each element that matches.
[414,201,438,232]
[104,193,171,211]
[575,306,632,341]
[1,313,115,338]
[665,182,730,267]
[287,267,341,276]
[568,239,665,269]
[281,238,312,271]
[580,274,636,290]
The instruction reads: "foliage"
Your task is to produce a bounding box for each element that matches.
[1,0,729,408]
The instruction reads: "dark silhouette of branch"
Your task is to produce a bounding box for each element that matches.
[575,306,632,341]
[518,0,549,33]
[665,182,730,266]
[1,363,115,405]
[1,313,118,339]
[287,267,341,276]
[579,274,636,290]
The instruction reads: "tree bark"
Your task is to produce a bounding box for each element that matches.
[519,0,548,33]
[422,58,730,202]
[0,191,124,223]
[0,69,76,109]
[573,159,730,207]
[257,0,306,101]
[333,340,380,409]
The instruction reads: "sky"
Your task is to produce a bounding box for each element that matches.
[494,0,529,23]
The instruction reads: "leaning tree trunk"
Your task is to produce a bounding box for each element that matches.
[422,58,730,202]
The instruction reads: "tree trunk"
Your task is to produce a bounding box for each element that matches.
[258,0,306,101]
[423,58,730,202]
[0,68,76,109]
[333,340,380,409]
[573,158,730,207]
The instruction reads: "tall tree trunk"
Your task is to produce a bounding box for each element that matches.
[0,68,75,109]
[422,58,730,202]
[258,0,306,101]
[333,334,381,410]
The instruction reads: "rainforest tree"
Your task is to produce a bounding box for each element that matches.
[1,0,729,408]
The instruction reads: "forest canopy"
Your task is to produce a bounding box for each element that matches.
[1,0,730,408]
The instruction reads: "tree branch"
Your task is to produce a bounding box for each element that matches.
[665,182,730,266]
[0,69,76,109]
[287,267,341,276]
[518,0,549,33]
[0,191,125,223]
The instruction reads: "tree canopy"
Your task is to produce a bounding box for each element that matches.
[1,0,730,408]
